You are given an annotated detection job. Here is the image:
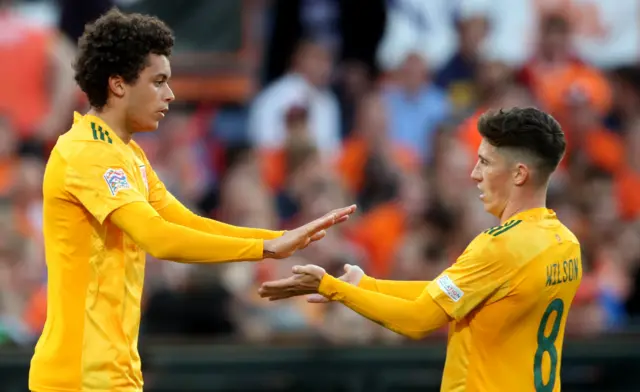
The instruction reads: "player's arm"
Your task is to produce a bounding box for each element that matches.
[423,236,516,322]
[156,194,284,240]
[142,157,285,240]
[65,144,351,262]
[358,275,431,300]
[320,276,450,339]
[110,201,266,262]
[317,236,516,338]
[307,266,430,303]
[65,149,265,262]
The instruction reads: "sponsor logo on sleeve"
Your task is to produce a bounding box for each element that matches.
[436,275,464,302]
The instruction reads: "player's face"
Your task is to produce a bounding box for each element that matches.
[471,139,512,218]
[125,54,175,132]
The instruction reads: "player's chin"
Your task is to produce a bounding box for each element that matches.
[479,196,494,211]
[137,120,161,133]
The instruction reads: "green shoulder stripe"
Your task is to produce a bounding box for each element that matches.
[490,219,523,237]
[91,122,113,144]
[485,225,502,235]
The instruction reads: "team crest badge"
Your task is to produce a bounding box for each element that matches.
[103,168,131,196]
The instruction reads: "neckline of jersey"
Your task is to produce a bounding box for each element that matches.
[73,111,128,146]
[506,207,556,222]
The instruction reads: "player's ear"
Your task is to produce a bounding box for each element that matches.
[108,76,126,99]
[513,162,529,186]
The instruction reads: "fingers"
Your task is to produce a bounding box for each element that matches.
[304,205,357,236]
[263,292,297,301]
[268,295,291,302]
[306,293,329,303]
[291,264,325,277]
[328,205,357,224]
[309,230,326,242]
[259,276,298,290]
[335,215,350,224]
[333,264,352,282]
[258,283,296,299]
[259,281,315,301]
[331,204,357,219]
[304,214,338,236]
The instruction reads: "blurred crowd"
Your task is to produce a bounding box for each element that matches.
[3,0,640,347]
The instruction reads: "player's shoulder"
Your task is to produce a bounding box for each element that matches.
[471,215,580,259]
[472,218,526,247]
[55,113,126,164]
[466,218,538,259]
[556,222,580,245]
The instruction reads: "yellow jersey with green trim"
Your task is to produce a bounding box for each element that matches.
[30,112,170,392]
[426,208,581,392]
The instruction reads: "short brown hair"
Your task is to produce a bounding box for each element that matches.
[477,107,566,179]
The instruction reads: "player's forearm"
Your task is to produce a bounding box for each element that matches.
[320,275,450,340]
[158,198,284,239]
[111,202,264,263]
[358,276,431,300]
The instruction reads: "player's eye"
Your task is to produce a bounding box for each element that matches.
[154,80,165,87]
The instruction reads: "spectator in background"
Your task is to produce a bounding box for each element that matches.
[0,0,77,155]
[0,116,18,199]
[0,225,32,346]
[337,92,419,212]
[376,0,457,72]
[263,0,386,85]
[58,0,114,42]
[561,86,620,178]
[249,38,341,156]
[456,55,534,161]
[333,60,375,138]
[518,12,610,122]
[259,104,315,194]
[345,170,429,279]
[435,12,490,116]
[382,52,451,163]
[607,67,640,221]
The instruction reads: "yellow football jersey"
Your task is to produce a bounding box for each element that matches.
[30,113,171,392]
[426,208,581,392]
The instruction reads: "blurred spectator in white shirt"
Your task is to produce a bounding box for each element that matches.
[249,39,341,157]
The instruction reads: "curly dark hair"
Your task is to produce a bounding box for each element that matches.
[74,8,174,109]
[477,107,566,181]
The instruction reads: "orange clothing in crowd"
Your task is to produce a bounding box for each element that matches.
[519,58,611,117]
[260,149,287,192]
[0,11,54,138]
[456,109,483,160]
[346,202,407,278]
[0,158,17,197]
[337,136,420,196]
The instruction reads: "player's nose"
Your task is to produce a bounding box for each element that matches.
[163,85,175,102]
[470,165,482,182]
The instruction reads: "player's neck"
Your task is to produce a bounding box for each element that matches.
[499,193,547,224]
[87,108,133,144]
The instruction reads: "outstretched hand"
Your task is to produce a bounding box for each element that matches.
[262,205,356,259]
[258,264,327,301]
[258,263,365,302]
[306,264,364,303]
